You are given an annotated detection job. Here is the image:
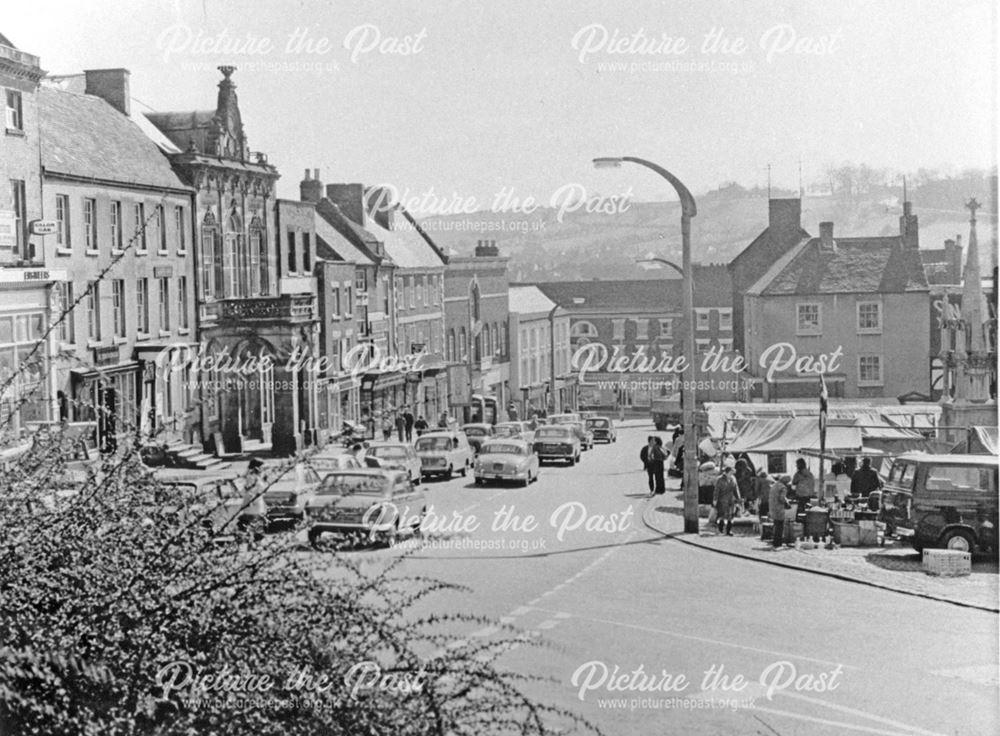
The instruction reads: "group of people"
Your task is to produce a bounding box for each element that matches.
[371,406,443,442]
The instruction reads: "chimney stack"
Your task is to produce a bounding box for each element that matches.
[300,168,323,204]
[325,183,367,226]
[899,200,919,249]
[768,198,802,249]
[475,240,500,257]
[819,221,835,251]
[84,68,130,116]
[365,186,395,230]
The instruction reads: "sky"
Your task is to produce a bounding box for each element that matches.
[4,0,997,210]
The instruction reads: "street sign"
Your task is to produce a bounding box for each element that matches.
[30,220,57,236]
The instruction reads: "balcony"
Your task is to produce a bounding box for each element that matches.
[212,294,316,323]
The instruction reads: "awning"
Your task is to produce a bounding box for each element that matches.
[725,417,863,454]
[950,426,999,455]
[361,370,406,392]
[70,362,140,380]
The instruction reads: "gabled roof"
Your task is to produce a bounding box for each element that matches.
[533,280,682,313]
[371,205,446,269]
[509,285,560,317]
[39,86,188,191]
[313,201,377,266]
[748,236,928,296]
[315,198,383,265]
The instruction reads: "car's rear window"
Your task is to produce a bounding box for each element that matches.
[482,442,523,456]
[317,473,387,496]
[587,419,609,427]
[536,427,569,439]
[464,427,488,436]
[370,447,408,460]
[417,437,452,451]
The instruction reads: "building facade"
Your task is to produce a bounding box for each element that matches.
[146,66,312,455]
[0,34,65,439]
[743,207,930,400]
[444,240,511,423]
[508,284,570,419]
[39,72,197,450]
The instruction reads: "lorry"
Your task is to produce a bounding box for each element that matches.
[651,394,683,431]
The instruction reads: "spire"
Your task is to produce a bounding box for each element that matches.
[960,197,987,354]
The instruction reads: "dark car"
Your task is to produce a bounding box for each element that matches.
[532,425,582,465]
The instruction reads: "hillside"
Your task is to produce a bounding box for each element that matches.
[421,175,998,282]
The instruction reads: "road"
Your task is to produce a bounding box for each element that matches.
[312,423,999,736]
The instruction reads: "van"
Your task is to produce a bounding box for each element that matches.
[882,452,998,554]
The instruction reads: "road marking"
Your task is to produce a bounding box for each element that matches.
[778,691,951,736]
[527,605,857,670]
[536,619,560,630]
[929,663,999,688]
[469,625,500,638]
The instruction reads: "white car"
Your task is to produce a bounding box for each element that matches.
[475,439,540,486]
[415,431,474,480]
[365,442,422,484]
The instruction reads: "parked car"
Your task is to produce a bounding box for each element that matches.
[474,439,540,486]
[548,413,581,426]
[305,469,425,547]
[415,431,474,480]
[580,410,599,420]
[260,463,324,530]
[364,442,422,484]
[157,475,266,538]
[461,423,494,454]
[307,449,365,474]
[585,416,617,443]
[494,421,535,444]
[532,425,582,466]
[881,452,998,553]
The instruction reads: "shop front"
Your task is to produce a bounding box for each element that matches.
[70,359,140,453]
[360,369,408,439]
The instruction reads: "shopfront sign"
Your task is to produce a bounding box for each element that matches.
[0,268,67,283]
[29,220,57,236]
[93,345,121,367]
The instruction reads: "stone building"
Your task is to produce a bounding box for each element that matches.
[39,70,196,450]
[145,66,312,456]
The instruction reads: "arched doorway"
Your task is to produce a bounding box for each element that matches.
[232,338,275,445]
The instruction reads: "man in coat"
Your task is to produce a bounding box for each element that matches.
[769,474,792,548]
[792,457,815,516]
[712,465,739,535]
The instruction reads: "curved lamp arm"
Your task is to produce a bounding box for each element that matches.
[593,156,697,218]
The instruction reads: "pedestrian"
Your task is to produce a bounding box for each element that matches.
[437,412,449,429]
[639,436,663,496]
[403,407,414,442]
[652,437,668,494]
[713,465,739,535]
[769,474,792,548]
[754,468,773,520]
[792,457,815,516]
[414,415,428,436]
[828,461,851,503]
[735,458,756,513]
[850,457,882,499]
[508,402,519,422]
[529,413,539,431]
[350,442,366,463]
[382,413,394,440]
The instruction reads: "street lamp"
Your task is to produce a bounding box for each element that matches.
[594,156,700,534]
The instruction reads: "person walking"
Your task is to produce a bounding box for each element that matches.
[403,407,414,442]
[735,458,755,513]
[414,415,428,436]
[651,437,668,494]
[381,413,394,441]
[639,436,661,496]
[769,474,792,548]
[792,457,815,516]
[713,465,739,535]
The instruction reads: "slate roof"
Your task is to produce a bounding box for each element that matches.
[39,86,188,191]
[750,236,929,296]
[533,280,683,313]
[509,285,560,317]
[370,205,446,269]
[691,264,733,307]
[314,208,376,266]
[144,110,216,153]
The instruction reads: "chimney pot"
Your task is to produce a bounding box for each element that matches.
[314,168,320,180]
[304,169,310,180]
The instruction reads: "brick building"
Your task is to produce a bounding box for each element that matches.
[444,240,511,423]
[508,284,570,418]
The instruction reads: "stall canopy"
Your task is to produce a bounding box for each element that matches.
[725,417,863,454]
[950,426,999,455]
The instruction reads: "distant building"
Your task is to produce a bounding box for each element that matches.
[743,204,930,400]
[508,285,570,418]
[39,70,196,450]
[444,240,511,423]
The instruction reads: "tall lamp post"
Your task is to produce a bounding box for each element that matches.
[593,156,699,534]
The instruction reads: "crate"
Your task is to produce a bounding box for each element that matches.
[832,521,859,547]
[923,549,972,577]
[858,520,878,546]
[761,522,773,541]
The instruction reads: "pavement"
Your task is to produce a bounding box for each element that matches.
[642,481,1000,613]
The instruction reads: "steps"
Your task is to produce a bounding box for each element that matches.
[164,441,226,471]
